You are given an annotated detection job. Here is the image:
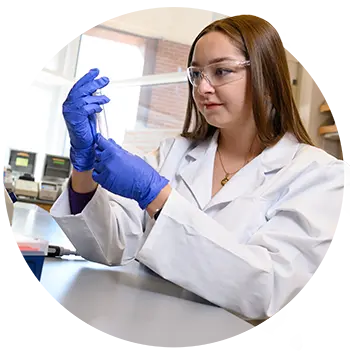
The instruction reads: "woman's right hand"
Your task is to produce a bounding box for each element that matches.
[63,68,110,172]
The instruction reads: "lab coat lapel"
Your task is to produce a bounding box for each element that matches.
[260,132,300,173]
[206,155,265,210]
[177,134,218,210]
[205,132,300,210]
[176,131,300,211]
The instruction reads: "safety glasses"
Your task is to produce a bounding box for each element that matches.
[187,59,250,88]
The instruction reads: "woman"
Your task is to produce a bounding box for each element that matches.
[51,15,344,321]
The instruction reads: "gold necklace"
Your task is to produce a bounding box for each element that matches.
[217,138,255,187]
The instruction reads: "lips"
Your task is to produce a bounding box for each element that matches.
[204,103,223,110]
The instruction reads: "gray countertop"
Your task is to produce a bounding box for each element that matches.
[16,195,55,205]
[12,202,253,347]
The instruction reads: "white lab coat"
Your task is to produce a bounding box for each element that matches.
[51,131,344,320]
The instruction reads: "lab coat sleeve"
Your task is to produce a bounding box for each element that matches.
[137,161,344,320]
[50,137,176,265]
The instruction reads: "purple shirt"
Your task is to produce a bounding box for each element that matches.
[68,180,96,215]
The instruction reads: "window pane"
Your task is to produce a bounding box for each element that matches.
[78,26,191,79]
[102,84,142,145]
[75,26,191,155]
[119,82,189,155]
[76,32,145,80]
[144,83,188,129]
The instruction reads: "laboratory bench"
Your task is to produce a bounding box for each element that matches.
[11,202,253,347]
[12,202,281,352]
[15,195,54,212]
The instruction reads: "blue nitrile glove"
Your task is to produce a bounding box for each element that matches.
[63,68,110,171]
[92,134,169,210]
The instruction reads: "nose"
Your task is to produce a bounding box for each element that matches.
[196,74,215,95]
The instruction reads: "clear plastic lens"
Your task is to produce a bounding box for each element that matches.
[187,60,250,87]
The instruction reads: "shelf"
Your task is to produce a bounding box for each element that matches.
[320,99,350,112]
[319,124,339,140]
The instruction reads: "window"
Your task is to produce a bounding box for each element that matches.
[123,82,188,154]
[71,26,190,154]
[6,9,318,184]
[72,28,146,147]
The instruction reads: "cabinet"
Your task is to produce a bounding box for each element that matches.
[319,99,350,160]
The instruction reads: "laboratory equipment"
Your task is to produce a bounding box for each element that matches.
[3,165,13,191]
[9,150,39,198]
[42,154,71,182]
[47,245,78,257]
[15,233,48,281]
[14,179,39,198]
[9,150,36,178]
[0,169,14,226]
[94,89,109,139]
[39,181,60,201]
[39,154,71,201]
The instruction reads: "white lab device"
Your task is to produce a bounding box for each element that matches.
[8,149,38,198]
[39,181,60,201]
[3,166,13,191]
[14,179,39,198]
[40,154,71,201]
[0,170,14,226]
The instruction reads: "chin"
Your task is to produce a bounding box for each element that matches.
[203,114,232,129]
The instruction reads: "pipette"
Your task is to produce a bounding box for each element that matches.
[47,245,79,257]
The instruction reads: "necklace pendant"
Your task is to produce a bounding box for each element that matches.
[221,175,230,186]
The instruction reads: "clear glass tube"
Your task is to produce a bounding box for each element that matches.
[94,89,109,139]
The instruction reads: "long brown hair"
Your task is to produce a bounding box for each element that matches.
[181,15,313,147]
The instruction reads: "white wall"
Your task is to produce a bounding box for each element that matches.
[103,7,214,45]
[96,6,344,48]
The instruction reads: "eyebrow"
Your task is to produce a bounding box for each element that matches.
[190,56,238,66]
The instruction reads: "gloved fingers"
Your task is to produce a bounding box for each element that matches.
[82,95,110,106]
[63,95,109,112]
[94,141,112,162]
[95,133,111,151]
[95,145,104,153]
[92,160,103,173]
[92,169,103,183]
[115,143,133,157]
[108,138,121,148]
[95,133,122,151]
[107,138,122,152]
[68,77,110,100]
[89,115,97,140]
[92,169,99,183]
[70,68,99,92]
[94,147,103,161]
[84,104,103,115]
[83,77,110,96]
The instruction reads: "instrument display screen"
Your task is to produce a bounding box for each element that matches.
[15,157,29,167]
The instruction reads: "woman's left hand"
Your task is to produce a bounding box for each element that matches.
[92,134,169,209]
